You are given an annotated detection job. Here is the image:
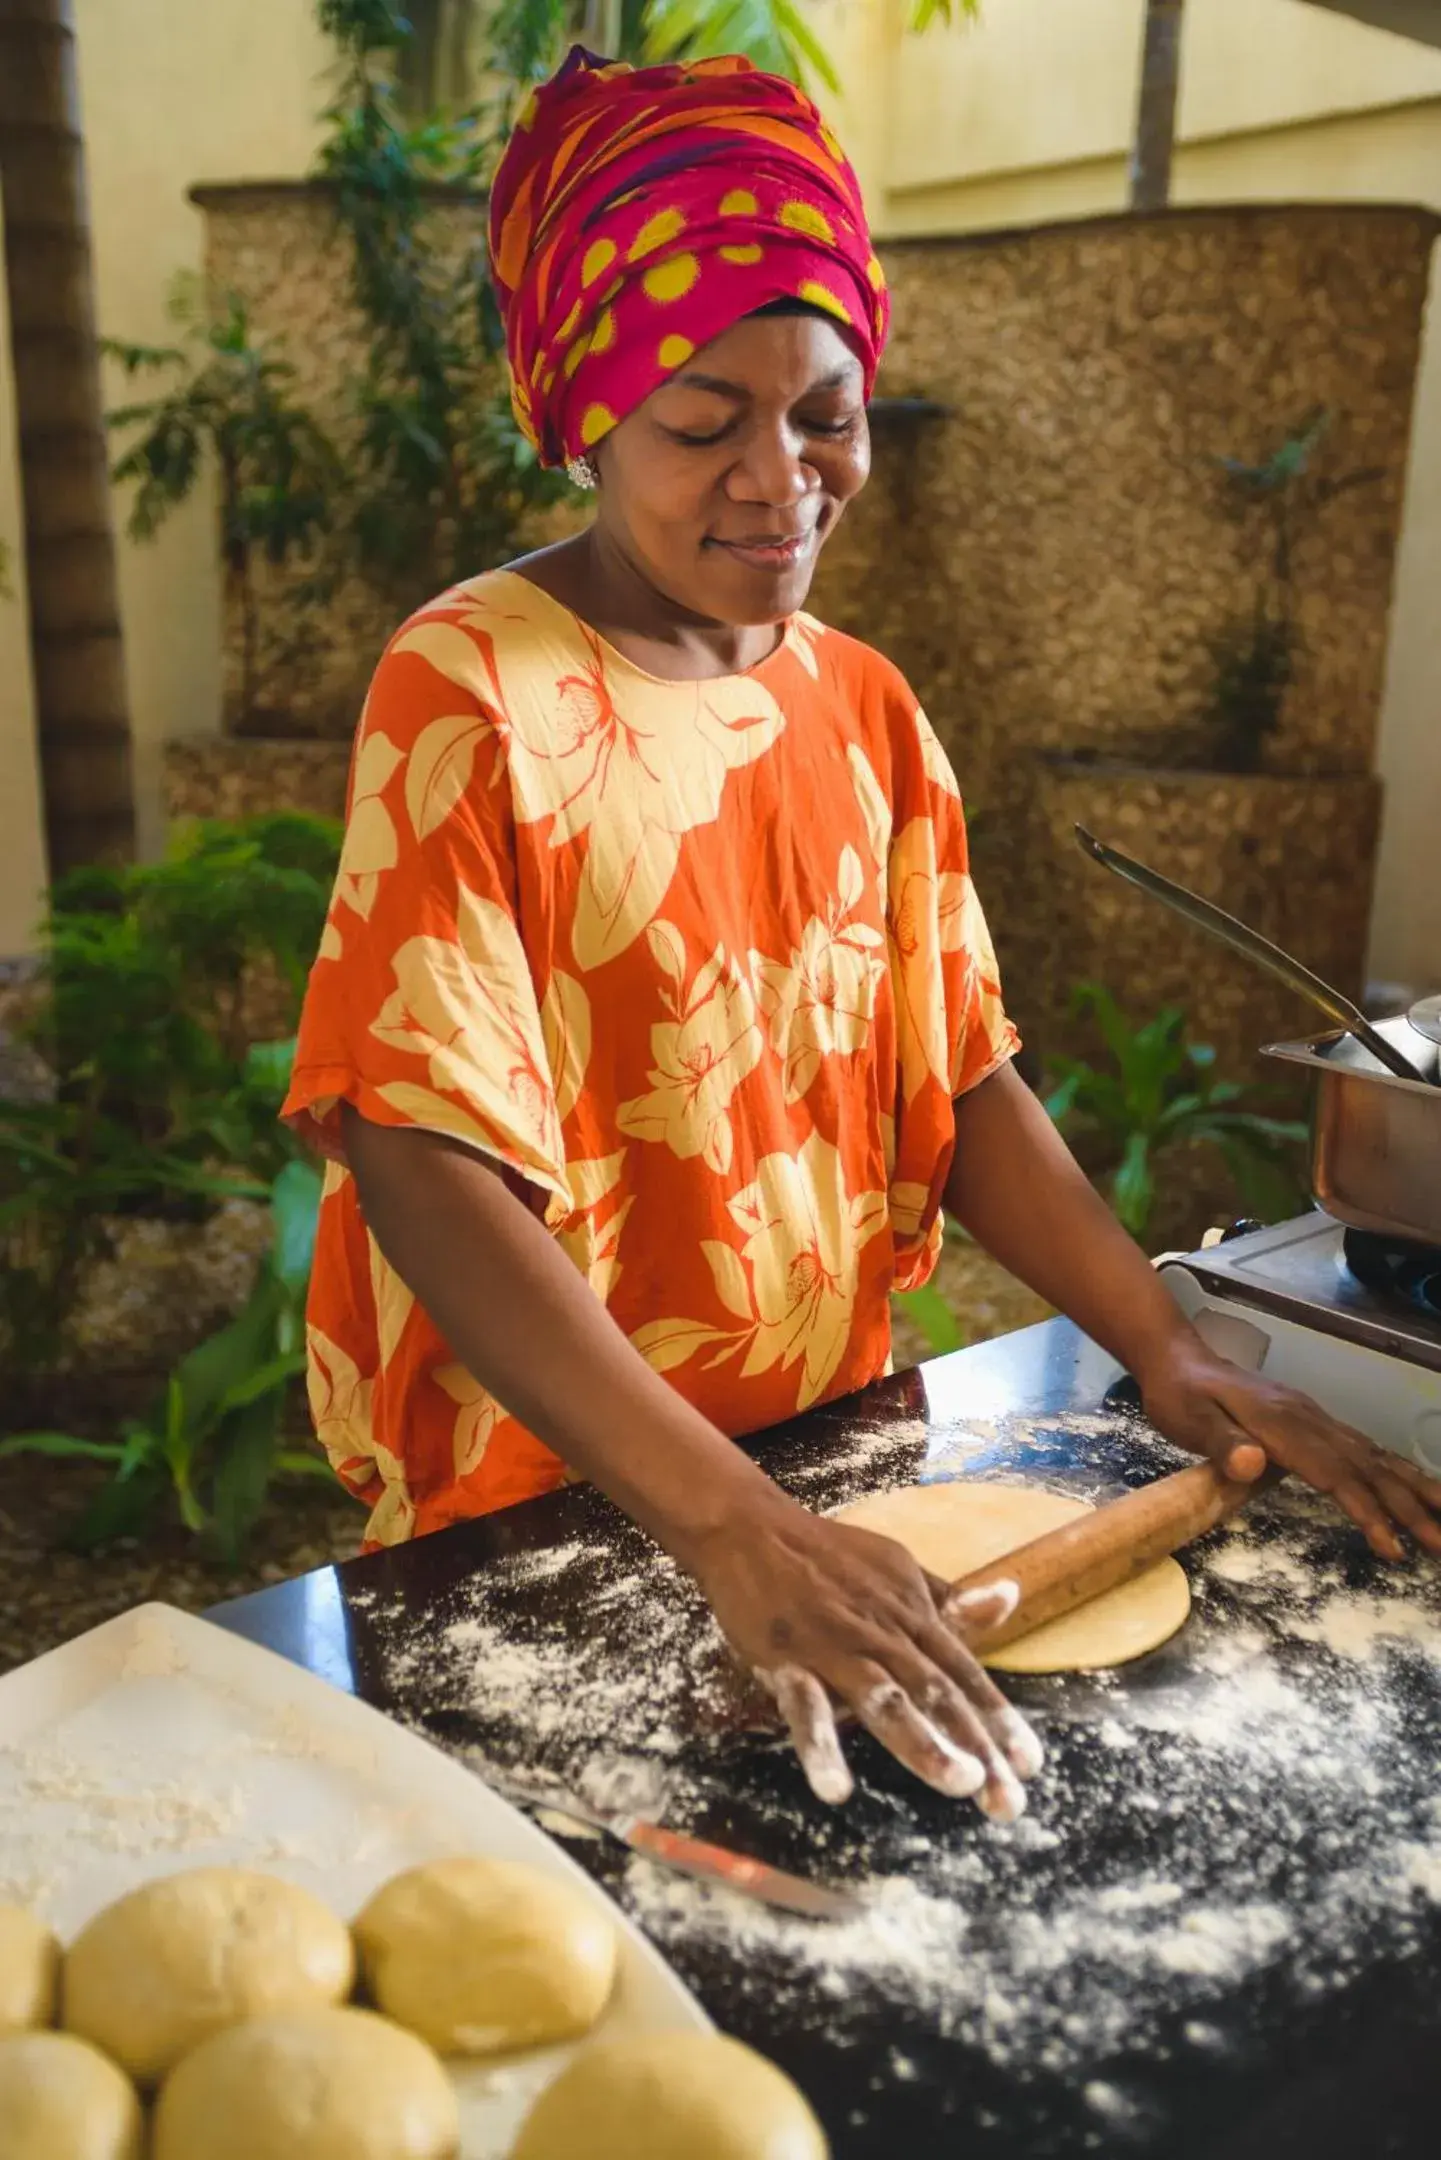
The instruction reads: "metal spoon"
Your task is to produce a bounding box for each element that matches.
[1073,825,1439,1088]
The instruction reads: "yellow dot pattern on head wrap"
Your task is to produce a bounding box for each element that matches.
[629,207,687,260]
[580,402,616,447]
[799,280,850,323]
[644,252,701,304]
[582,238,617,286]
[780,201,833,244]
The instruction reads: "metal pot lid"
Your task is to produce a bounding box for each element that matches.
[1409,995,1441,1047]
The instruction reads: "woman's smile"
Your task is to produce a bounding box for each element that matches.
[708,528,817,571]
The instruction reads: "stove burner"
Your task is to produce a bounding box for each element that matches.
[1342,1229,1441,1321]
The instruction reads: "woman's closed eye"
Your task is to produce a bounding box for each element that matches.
[663,409,863,449]
[801,410,862,439]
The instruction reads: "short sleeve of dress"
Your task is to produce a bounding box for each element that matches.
[282,615,572,1229]
[886,695,1020,1291]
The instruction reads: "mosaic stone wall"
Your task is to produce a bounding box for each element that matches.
[164,735,351,823]
[192,181,496,738]
[187,190,1435,1089]
[1024,766,1383,1089]
[809,203,1435,1074]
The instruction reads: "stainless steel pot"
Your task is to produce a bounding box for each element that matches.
[1264,1019,1441,1248]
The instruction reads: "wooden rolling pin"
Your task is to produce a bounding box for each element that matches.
[944,1458,1280,1655]
[708,1459,1278,1734]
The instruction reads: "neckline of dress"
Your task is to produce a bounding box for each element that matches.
[492,568,797,689]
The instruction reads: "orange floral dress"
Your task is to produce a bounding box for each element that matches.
[284,571,1019,1547]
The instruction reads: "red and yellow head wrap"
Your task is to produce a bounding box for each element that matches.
[488,47,889,469]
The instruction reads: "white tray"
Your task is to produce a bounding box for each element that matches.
[0,1600,710,2156]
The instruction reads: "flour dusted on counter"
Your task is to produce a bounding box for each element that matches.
[378,1539,733,1761]
[350,1458,1441,2098]
[618,1490,1441,2082]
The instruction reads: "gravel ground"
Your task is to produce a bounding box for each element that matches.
[0,1456,365,1679]
[0,1242,1047,1681]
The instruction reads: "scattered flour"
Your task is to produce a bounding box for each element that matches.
[1287,1590,1441,1661]
[1203,1537,1320,1593]
[335,1438,1441,2099]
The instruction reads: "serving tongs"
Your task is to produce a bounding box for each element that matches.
[1075,825,1440,1087]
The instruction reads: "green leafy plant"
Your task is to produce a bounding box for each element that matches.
[108,1,978,698]
[0,814,342,1552]
[470,0,980,105]
[1206,410,1383,772]
[104,284,343,733]
[1044,983,1307,1239]
[0,1142,331,1561]
[892,1275,966,1358]
[314,0,576,608]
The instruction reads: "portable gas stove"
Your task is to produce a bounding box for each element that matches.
[1158,1213,1441,1477]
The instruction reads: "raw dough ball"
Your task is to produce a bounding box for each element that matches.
[834,1480,1191,1672]
[0,1906,59,2031]
[512,2032,828,2160]
[153,2005,459,2160]
[355,1855,616,2055]
[0,2029,143,2160]
[63,1865,355,2083]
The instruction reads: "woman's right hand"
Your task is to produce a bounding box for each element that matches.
[682,1489,1045,1817]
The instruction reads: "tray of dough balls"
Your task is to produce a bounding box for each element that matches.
[0,1599,821,2160]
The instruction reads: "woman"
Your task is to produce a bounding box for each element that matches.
[285,49,1441,1818]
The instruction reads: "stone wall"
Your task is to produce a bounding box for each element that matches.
[809,202,1436,1073]
[1022,766,1382,1086]
[188,191,1435,1091]
[164,735,351,823]
[192,181,494,738]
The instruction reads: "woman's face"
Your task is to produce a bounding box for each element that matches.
[592,312,870,626]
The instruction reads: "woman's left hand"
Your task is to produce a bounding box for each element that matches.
[1138,1334,1441,1562]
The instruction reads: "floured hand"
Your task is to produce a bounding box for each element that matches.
[682,1494,1044,1814]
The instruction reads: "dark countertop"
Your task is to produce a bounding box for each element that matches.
[212,1320,1441,2157]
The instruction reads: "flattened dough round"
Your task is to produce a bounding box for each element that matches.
[0,1906,59,2031]
[62,1866,355,2083]
[834,1480,1190,1672]
[511,2032,827,2160]
[355,1856,617,2056]
[0,2030,143,2160]
[153,2006,459,2160]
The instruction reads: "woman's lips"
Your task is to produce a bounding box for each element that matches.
[712,531,815,569]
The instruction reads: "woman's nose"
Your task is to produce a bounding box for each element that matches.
[727,427,813,507]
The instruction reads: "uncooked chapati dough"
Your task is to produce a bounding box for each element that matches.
[0,1906,59,2031]
[355,1856,617,2056]
[62,1865,355,2083]
[0,2030,143,2160]
[511,2032,828,2160]
[834,1480,1191,1672]
[152,2006,459,2160]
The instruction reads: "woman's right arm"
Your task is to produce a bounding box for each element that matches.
[340,1106,1042,1817]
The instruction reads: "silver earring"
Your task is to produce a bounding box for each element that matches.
[566,456,597,490]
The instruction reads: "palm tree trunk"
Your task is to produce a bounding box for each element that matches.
[1128,0,1185,214]
[0,0,134,876]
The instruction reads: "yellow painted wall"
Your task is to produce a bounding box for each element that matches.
[0,0,330,953]
[1,0,1438,989]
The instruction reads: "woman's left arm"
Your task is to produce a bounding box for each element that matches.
[945,1061,1441,1560]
